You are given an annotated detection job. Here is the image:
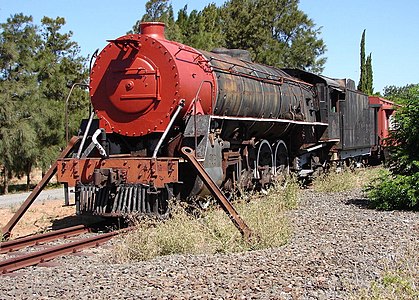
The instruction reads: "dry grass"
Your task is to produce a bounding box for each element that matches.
[313,166,384,193]
[113,178,299,262]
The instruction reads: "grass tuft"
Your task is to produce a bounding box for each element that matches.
[313,167,383,193]
[113,178,299,262]
[353,246,418,299]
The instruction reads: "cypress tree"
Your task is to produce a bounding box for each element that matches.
[366,53,373,94]
[357,29,367,92]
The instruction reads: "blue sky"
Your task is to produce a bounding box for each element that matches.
[1,0,418,93]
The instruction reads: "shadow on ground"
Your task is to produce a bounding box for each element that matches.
[345,198,372,209]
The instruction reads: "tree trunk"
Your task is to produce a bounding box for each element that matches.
[3,167,9,195]
[26,164,31,191]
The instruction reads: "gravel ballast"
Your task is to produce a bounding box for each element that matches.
[1,188,418,299]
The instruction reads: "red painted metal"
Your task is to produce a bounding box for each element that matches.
[57,157,179,188]
[90,22,217,137]
[369,96,400,143]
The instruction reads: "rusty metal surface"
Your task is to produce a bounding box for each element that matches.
[341,88,375,150]
[180,147,252,241]
[1,137,80,240]
[201,50,316,124]
[75,183,170,216]
[0,229,126,274]
[57,157,179,188]
[0,225,88,254]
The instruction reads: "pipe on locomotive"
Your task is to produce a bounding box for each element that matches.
[152,99,185,158]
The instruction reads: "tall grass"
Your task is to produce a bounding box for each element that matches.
[313,167,384,193]
[113,178,299,262]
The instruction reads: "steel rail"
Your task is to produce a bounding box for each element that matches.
[0,229,126,274]
[0,225,89,254]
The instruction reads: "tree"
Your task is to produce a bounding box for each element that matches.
[357,30,373,94]
[176,4,224,50]
[132,0,326,72]
[358,30,366,92]
[221,0,326,72]
[0,14,40,193]
[35,16,89,172]
[0,14,88,193]
[366,84,419,210]
[131,0,183,42]
[383,84,417,104]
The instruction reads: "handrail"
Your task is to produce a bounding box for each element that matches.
[65,83,89,143]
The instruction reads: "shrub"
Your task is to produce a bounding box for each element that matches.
[366,170,419,210]
[367,85,419,211]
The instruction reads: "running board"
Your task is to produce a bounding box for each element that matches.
[180,147,252,241]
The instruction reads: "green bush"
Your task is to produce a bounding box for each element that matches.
[366,170,419,210]
[366,84,419,211]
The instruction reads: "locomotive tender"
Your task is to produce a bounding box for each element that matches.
[55,22,383,217]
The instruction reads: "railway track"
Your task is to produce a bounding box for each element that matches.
[0,226,126,274]
[0,225,89,254]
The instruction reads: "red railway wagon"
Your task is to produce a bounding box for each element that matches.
[369,96,399,145]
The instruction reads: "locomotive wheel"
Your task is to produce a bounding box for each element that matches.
[256,140,274,186]
[273,140,289,183]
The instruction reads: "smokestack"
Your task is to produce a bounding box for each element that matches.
[140,22,166,40]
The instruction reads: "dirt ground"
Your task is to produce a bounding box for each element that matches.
[0,167,76,239]
[0,199,76,239]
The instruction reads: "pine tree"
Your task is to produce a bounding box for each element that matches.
[0,14,88,193]
[133,0,327,72]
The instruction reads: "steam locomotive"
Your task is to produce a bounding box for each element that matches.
[56,22,395,217]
